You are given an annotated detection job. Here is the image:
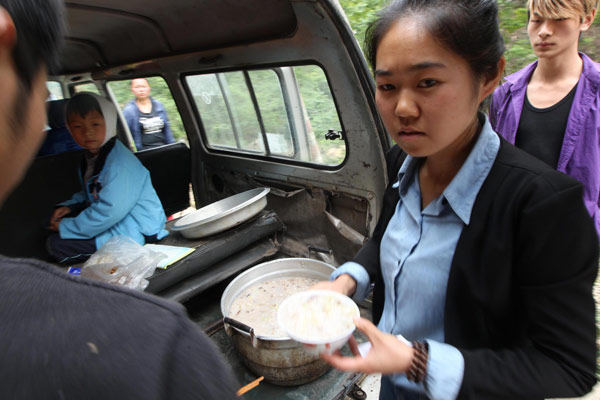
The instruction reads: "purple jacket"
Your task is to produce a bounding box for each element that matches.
[490,53,600,236]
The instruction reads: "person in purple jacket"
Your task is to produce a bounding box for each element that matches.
[489,0,599,236]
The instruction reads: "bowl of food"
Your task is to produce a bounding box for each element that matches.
[277,290,359,355]
[220,258,337,386]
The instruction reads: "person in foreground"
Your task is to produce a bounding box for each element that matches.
[123,78,175,151]
[0,0,237,398]
[47,92,168,263]
[489,0,600,236]
[316,1,598,399]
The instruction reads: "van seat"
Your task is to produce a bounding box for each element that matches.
[37,99,82,158]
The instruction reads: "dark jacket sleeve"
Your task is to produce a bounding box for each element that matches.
[456,169,598,399]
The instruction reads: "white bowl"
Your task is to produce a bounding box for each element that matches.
[277,290,359,355]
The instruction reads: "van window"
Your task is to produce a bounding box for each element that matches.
[186,65,346,166]
[46,81,63,100]
[108,76,187,151]
[72,82,100,95]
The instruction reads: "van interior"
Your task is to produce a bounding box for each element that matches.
[0,0,390,397]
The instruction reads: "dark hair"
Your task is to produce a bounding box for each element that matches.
[0,0,65,91]
[365,0,505,82]
[66,93,104,119]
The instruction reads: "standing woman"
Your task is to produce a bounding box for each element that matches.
[123,78,175,151]
[317,0,598,399]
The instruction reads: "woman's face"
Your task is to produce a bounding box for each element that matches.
[375,18,490,159]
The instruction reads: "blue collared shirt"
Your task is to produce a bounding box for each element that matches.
[331,116,500,400]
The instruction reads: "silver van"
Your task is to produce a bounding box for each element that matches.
[0,0,391,397]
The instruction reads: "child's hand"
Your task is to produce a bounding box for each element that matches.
[49,206,70,231]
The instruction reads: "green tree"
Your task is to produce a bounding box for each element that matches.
[339,0,600,76]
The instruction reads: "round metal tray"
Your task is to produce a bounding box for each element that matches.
[172,187,270,239]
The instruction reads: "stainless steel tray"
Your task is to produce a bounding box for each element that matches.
[172,187,270,239]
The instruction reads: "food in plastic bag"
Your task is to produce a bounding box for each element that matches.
[81,236,166,291]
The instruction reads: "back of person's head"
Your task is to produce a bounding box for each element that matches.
[528,0,598,20]
[365,0,505,84]
[0,0,64,92]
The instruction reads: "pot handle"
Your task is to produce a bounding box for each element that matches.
[223,317,258,348]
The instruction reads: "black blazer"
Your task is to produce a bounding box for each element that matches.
[353,140,598,399]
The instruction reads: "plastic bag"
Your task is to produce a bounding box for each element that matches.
[81,236,166,291]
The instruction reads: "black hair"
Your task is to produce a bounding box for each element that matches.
[0,0,65,92]
[365,0,505,83]
[66,93,104,119]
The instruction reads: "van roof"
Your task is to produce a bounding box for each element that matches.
[61,0,297,74]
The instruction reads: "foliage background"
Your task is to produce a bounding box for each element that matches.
[338,0,599,75]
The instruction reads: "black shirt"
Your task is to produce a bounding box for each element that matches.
[515,83,577,168]
[138,106,167,149]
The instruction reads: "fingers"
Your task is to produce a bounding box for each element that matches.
[48,220,59,231]
[353,317,381,343]
[320,351,368,372]
[348,336,361,357]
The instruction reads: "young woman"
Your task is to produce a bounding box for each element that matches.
[123,78,175,151]
[316,1,598,399]
[490,0,599,237]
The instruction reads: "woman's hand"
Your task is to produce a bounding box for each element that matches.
[311,274,357,297]
[48,206,70,231]
[320,317,414,375]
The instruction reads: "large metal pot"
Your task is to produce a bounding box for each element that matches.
[220,258,335,386]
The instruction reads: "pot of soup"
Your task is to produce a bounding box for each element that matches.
[220,258,335,386]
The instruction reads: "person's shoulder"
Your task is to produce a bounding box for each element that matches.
[122,99,137,113]
[110,140,137,159]
[580,52,600,84]
[106,140,145,171]
[494,139,582,195]
[498,61,537,91]
[151,97,166,109]
[0,255,185,317]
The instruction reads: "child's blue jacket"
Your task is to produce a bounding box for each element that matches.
[58,138,168,248]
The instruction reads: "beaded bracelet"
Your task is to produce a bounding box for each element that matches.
[406,340,429,383]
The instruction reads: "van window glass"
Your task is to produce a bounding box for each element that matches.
[186,65,346,166]
[248,69,294,157]
[293,65,345,165]
[72,82,100,94]
[46,81,63,100]
[108,76,187,151]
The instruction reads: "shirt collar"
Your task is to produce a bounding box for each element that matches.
[393,114,500,224]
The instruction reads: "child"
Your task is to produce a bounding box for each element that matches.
[490,0,599,236]
[315,0,598,399]
[47,92,168,263]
